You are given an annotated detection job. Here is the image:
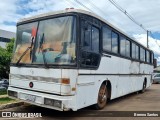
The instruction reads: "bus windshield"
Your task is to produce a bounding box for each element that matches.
[11,16,77,66]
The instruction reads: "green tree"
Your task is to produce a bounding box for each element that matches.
[0,38,15,79]
[6,38,15,53]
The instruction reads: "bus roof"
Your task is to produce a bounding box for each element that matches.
[18,9,151,51]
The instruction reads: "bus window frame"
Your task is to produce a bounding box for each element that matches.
[10,12,154,69]
[101,22,153,65]
[79,17,101,69]
[11,13,80,69]
[120,35,131,58]
[102,24,121,56]
[82,14,154,66]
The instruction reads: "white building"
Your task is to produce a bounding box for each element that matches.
[0,29,16,48]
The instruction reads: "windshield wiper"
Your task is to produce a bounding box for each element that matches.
[39,33,49,68]
[16,37,34,65]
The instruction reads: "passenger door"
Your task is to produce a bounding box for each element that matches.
[80,20,101,69]
[76,19,101,109]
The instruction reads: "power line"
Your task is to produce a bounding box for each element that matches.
[87,0,107,17]
[65,0,81,8]
[74,0,93,12]
[64,0,93,12]
[65,0,152,48]
[67,0,148,32]
[72,0,84,8]
[87,0,150,47]
[63,0,72,8]
[107,0,147,32]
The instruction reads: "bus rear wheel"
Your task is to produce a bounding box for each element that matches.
[140,81,146,93]
[94,83,107,110]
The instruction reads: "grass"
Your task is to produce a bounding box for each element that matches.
[0,90,17,105]
[0,89,7,95]
[0,97,16,105]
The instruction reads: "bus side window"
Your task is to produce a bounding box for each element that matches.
[135,45,139,60]
[111,31,118,53]
[151,52,153,64]
[120,36,130,57]
[103,26,111,51]
[146,50,150,63]
[140,47,143,61]
[120,36,126,56]
[126,40,131,57]
[92,26,99,52]
[132,43,136,59]
[81,23,99,52]
[140,47,145,62]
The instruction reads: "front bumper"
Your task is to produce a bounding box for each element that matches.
[8,86,76,111]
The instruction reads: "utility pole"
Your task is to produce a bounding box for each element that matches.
[147,30,149,48]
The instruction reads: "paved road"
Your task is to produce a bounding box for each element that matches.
[0,84,160,120]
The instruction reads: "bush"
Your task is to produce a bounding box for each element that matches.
[0,38,15,79]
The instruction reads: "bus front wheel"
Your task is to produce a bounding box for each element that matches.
[94,83,108,110]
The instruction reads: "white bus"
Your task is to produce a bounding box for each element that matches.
[8,9,154,111]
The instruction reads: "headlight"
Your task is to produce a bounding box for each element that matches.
[53,100,62,108]
[44,98,62,108]
[8,90,18,98]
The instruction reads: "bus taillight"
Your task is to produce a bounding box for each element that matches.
[61,78,70,84]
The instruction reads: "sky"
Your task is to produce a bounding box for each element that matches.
[1,0,160,64]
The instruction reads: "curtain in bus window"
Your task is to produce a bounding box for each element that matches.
[132,43,136,59]
[126,40,130,57]
[140,48,145,61]
[92,26,99,52]
[150,53,154,64]
[111,32,118,53]
[146,51,150,63]
[103,27,111,51]
[120,37,130,57]
[135,45,139,60]
[33,16,76,64]
[120,36,126,56]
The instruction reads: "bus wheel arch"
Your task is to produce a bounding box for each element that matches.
[94,80,112,110]
[140,78,147,93]
[106,80,112,101]
[101,80,112,101]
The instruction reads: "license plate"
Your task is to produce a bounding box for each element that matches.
[25,94,36,102]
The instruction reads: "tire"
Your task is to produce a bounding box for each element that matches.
[140,81,146,93]
[94,84,108,110]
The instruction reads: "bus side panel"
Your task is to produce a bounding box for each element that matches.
[75,55,153,109]
[140,63,153,87]
[92,56,153,100]
[61,69,78,95]
[76,73,96,109]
